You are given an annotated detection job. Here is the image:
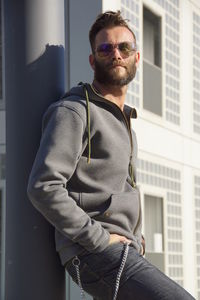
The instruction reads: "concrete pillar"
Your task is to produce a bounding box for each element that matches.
[3,0,66,299]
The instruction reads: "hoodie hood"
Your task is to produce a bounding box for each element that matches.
[62,82,137,119]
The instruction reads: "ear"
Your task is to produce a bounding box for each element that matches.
[89,54,95,71]
[135,51,140,68]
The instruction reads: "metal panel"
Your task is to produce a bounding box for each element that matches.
[143,60,162,116]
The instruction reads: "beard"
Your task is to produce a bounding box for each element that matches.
[94,57,137,87]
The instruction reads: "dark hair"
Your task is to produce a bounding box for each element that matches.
[89,10,136,53]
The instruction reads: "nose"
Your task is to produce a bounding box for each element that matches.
[110,47,122,60]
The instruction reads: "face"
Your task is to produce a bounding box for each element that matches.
[89,26,140,87]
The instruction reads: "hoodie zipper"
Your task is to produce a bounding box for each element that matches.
[90,84,136,187]
[120,108,136,188]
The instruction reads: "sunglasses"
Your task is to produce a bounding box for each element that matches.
[95,42,137,57]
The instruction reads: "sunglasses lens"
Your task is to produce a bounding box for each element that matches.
[96,44,113,57]
[118,42,135,54]
[96,42,136,57]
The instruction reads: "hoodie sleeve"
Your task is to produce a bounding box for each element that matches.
[27,104,110,253]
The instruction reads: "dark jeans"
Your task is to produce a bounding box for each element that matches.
[66,243,195,300]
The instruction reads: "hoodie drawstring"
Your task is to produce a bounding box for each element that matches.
[129,159,136,188]
[72,243,129,300]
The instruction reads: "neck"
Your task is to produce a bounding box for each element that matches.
[92,80,127,111]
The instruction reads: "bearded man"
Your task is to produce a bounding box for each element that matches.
[28,11,194,300]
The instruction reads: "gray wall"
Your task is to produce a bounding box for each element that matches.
[66,0,102,88]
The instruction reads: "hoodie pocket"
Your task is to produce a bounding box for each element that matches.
[95,190,140,233]
[80,192,111,218]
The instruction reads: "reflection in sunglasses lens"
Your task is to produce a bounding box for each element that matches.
[96,42,136,57]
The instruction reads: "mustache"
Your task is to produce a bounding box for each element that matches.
[107,61,126,68]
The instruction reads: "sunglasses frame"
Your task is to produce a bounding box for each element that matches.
[95,42,137,57]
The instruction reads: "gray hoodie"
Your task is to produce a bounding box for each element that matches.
[27,83,142,265]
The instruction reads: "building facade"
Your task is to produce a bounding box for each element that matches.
[120,0,200,298]
[0,0,200,299]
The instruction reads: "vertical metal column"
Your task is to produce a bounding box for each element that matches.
[3,0,66,299]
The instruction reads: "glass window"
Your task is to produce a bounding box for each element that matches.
[144,194,165,272]
[143,6,162,68]
[143,6,162,116]
[144,194,164,252]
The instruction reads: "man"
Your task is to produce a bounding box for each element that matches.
[28,11,194,300]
